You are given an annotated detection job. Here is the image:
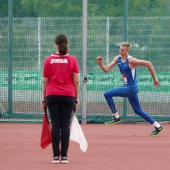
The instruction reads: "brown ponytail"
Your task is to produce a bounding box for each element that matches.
[55,34,68,55]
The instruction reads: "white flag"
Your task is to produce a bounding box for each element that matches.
[70,115,88,152]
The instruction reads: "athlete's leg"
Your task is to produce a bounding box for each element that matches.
[104,86,138,115]
[104,86,138,125]
[128,94,155,124]
[128,94,163,136]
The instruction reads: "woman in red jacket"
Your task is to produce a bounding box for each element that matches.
[42,34,80,164]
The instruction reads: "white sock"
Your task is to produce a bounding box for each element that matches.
[113,112,119,118]
[152,121,161,128]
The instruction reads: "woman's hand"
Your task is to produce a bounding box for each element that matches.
[74,100,80,112]
[41,100,46,108]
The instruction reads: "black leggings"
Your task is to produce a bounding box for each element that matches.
[46,95,75,157]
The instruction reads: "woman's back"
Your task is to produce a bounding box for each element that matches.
[43,53,79,97]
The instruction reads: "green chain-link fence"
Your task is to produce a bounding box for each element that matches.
[0,0,170,123]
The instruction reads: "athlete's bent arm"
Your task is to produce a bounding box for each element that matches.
[96,56,119,73]
[130,58,161,87]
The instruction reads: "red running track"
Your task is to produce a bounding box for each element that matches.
[0,123,170,170]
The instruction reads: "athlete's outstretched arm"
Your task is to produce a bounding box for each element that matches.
[130,58,161,87]
[96,56,119,73]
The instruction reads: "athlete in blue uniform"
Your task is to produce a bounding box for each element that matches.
[97,42,163,136]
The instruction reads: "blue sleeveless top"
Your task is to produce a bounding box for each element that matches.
[117,55,137,86]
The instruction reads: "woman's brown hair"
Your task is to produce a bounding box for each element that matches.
[55,34,68,55]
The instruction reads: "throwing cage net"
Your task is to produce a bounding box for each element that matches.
[0,0,170,123]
